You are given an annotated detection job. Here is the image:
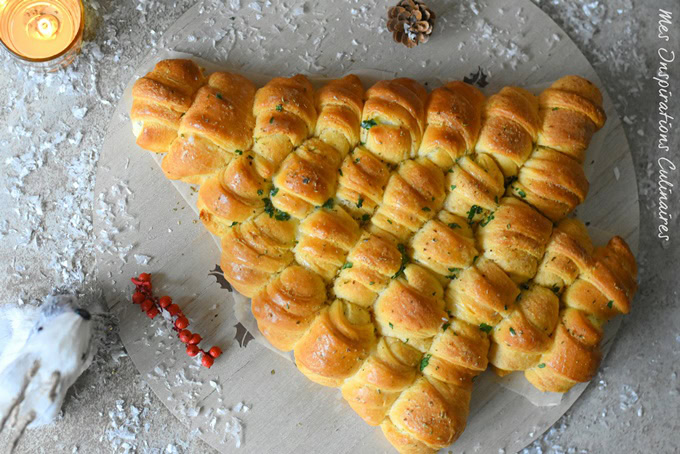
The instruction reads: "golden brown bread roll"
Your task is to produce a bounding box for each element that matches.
[475,86,539,177]
[161,72,257,183]
[382,317,488,452]
[336,146,392,221]
[333,231,403,307]
[524,236,637,391]
[294,205,361,281]
[475,196,553,283]
[537,75,606,163]
[361,78,428,163]
[271,138,343,219]
[341,337,421,426]
[131,59,206,152]
[130,62,635,453]
[251,265,326,351]
[508,75,605,220]
[371,158,446,241]
[220,212,297,298]
[252,74,317,178]
[444,154,505,224]
[508,146,589,222]
[294,300,376,387]
[196,74,315,234]
[486,220,637,386]
[314,75,364,155]
[418,81,486,168]
[410,211,477,280]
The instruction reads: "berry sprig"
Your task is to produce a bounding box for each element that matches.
[131,272,223,368]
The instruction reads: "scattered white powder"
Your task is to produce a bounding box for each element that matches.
[71,106,88,119]
[134,254,152,265]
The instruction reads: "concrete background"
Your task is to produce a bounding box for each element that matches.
[0,0,678,452]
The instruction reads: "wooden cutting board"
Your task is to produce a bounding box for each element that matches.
[93,1,639,452]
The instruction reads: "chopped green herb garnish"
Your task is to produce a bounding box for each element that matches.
[480,212,495,227]
[509,327,516,336]
[235,149,243,155]
[515,187,527,198]
[341,262,353,270]
[389,322,394,329]
[356,197,364,208]
[479,323,493,333]
[270,187,279,197]
[442,322,451,332]
[392,244,409,279]
[302,177,310,184]
[269,117,274,124]
[422,206,431,212]
[552,107,559,111]
[361,214,370,223]
[216,93,223,99]
[361,119,377,130]
[467,205,483,223]
[322,198,334,209]
[230,221,238,227]
[450,184,457,190]
[448,223,461,229]
[419,354,432,371]
[276,104,283,112]
[257,189,263,196]
[538,363,546,368]
[607,300,613,309]
[262,198,290,221]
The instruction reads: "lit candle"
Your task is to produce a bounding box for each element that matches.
[0,0,84,69]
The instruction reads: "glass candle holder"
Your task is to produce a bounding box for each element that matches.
[0,0,84,71]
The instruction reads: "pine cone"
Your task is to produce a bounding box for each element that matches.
[386,0,436,48]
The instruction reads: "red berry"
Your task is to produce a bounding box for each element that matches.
[167,304,181,317]
[188,333,202,345]
[138,273,152,282]
[175,316,189,330]
[147,307,159,319]
[201,353,214,368]
[140,299,154,312]
[132,292,145,304]
[178,329,192,343]
[159,296,172,308]
[209,346,222,358]
[186,344,200,357]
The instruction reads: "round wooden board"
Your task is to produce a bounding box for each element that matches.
[94,1,639,453]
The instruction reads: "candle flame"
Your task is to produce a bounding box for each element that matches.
[35,14,58,39]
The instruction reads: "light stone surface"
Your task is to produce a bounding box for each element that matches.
[0,0,678,453]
